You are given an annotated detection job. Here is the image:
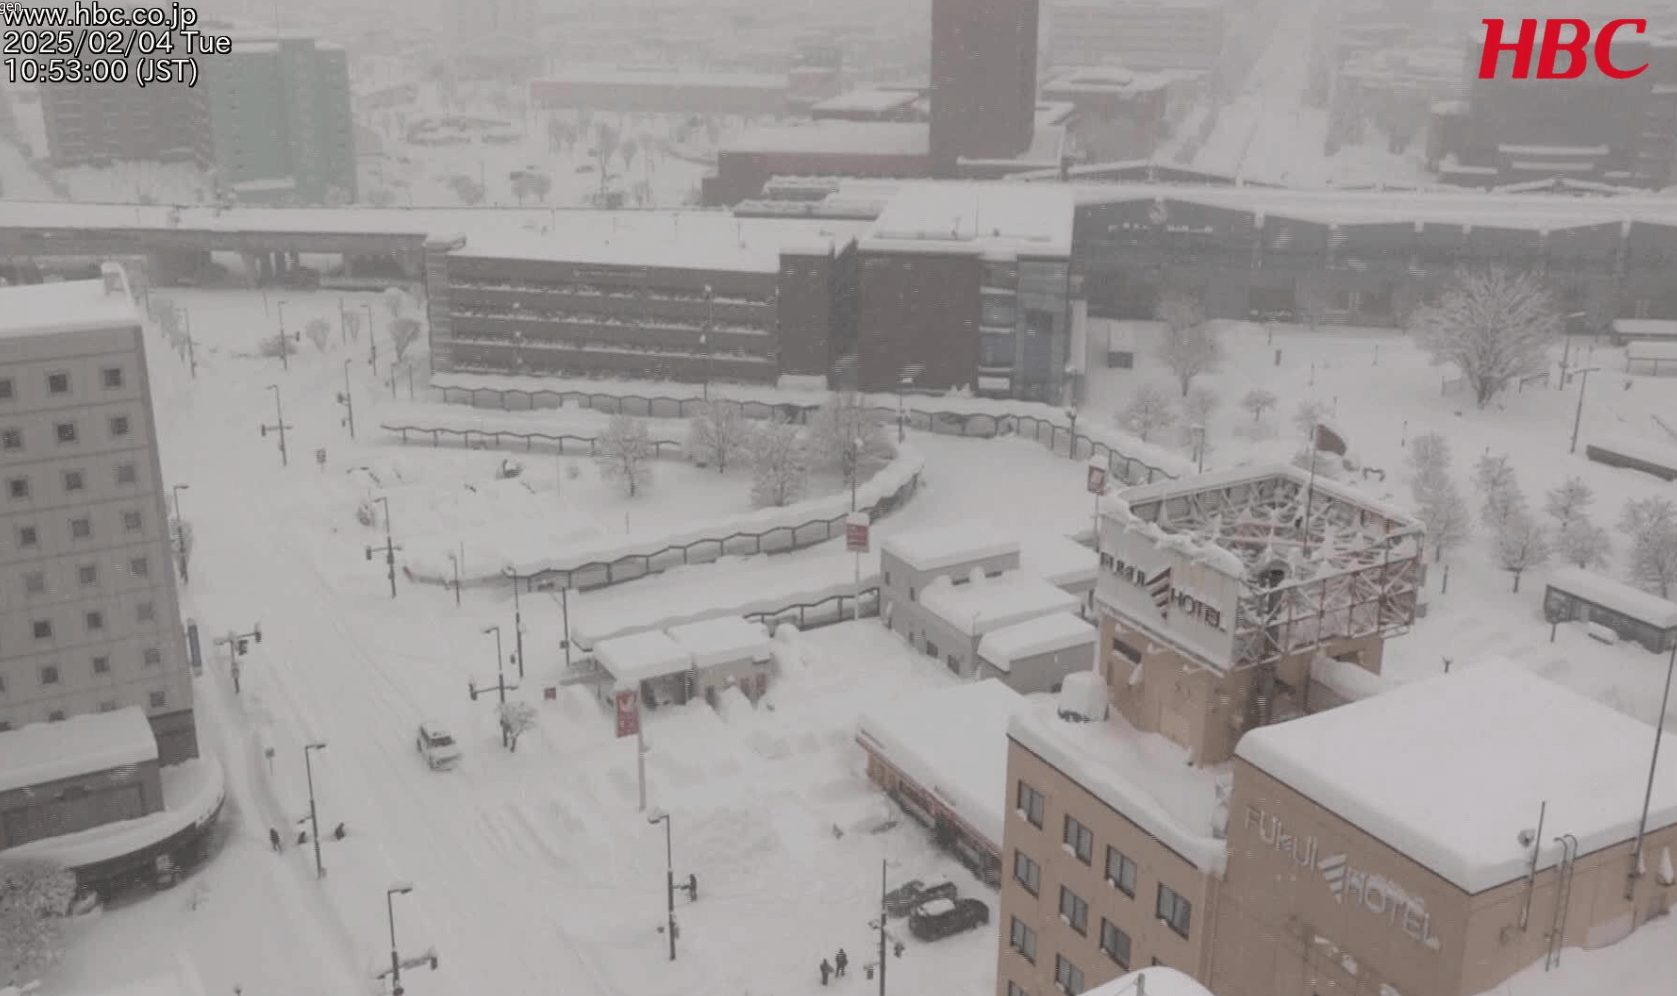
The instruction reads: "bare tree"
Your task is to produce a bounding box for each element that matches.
[341,308,362,342]
[390,317,423,362]
[687,400,750,473]
[1406,431,1452,490]
[447,175,485,206]
[0,857,76,981]
[1293,399,1332,439]
[1495,508,1550,592]
[497,700,538,753]
[749,418,808,508]
[1620,496,1677,598]
[383,286,408,319]
[1544,477,1595,527]
[806,394,893,481]
[525,172,552,202]
[1557,516,1611,569]
[1473,453,1522,532]
[304,317,332,352]
[1415,472,1472,562]
[1240,387,1278,423]
[1409,267,1561,408]
[1183,383,1221,425]
[1119,381,1178,442]
[595,414,654,497]
[1153,293,1223,395]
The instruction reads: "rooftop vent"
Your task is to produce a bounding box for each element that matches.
[100,262,126,297]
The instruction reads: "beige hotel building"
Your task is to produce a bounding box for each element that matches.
[996,466,1677,996]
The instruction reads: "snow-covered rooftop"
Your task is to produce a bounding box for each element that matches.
[723,121,930,157]
[1545,567,1677,629]
[1236,658,1677,894]
[978,612,1097,670]
[812,89,920,114]
[1084,967,1217,996]
[0,707,157,793]
[880,523,1019,573]
[1020,532,1098,588]
[1009,700,1229,872]
[919,572,1082,637]
[594,630,693,688]
[69,957,210,996]
[855,678,1026,851]
[861,182,1076,257]
[1587,433,1677,475]
[665,616,773,669]
[452,213,870,273]
[0,273,139,340]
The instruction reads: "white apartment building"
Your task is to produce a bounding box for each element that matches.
[1046,0,1227,73]
[0,265,195,764]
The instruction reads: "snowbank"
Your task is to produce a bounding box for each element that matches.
[0,707,157,793]
[376,403,691,449]
[5,758,226,869]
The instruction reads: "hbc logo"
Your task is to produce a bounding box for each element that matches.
[1478,18,1649,79]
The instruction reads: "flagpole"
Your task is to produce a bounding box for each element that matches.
[1301,422,1319,560]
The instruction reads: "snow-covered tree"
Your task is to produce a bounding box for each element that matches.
[1240,387,1278,423]
[304,317,332,352]
[1473,453,1522,531]
[1119,381,1177,442]
[749,418,808,508]
[1415,472,1472,562]
[389,317,423,362]
[0,858,76,981]
[806,394,893,482]
[1406,431,1452,491]
[1620,497,1677,598]
[1293,399,1331,440]
[1183,383,1221,425]
[383,287,408,319]
[497,700,537,753]
[1496,508,1550,592]
[1408,267,1561,408]
[686,401,750,474]
[1544,477,1595,527]
[1154,293,1223,396]
[1557,516,1612,569]
[595,414,654,497]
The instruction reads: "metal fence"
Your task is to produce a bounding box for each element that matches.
[744,587,880,631]
[379,422,685,457]
[433,384,1179,485]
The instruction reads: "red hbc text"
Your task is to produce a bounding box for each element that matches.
[1478,18,1649,79]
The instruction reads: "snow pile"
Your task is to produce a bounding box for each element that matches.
[880,522,1018,573]
[593,630,692,689]
[6,758,226,869]
[664,616,772,668]
[1056,670,1108,722]
[1308,652,1389,703]
[0,707,157,793]
[978,612,1097,670]
[1236,658,1677,893]
[1008,702,1229,872]
[918,571,1081,636]
[375,403,691,448]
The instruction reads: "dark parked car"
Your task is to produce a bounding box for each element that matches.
[884,878,958,918]
[908,897,989,941]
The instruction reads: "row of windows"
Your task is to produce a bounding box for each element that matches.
[0,367,125,401]
[0,688,169,730]
[1012,834,1190,938]
[7,460,141,499]
[12,508,146,550]
[1,414,131,451]
[17,586,152,640]
[1007,953,1174,996]
[2,645,165,693]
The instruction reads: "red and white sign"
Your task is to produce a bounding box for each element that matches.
[1086,464,1109,495]
[846,512,871,553]
[1478,18,1647,79]
[614,689,640,739]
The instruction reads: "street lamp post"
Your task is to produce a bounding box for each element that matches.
[648,809,677,961]
[338,359,356,439]
[182,310,197,380]
[896,365,923,443]
[1065,407,1079,459]
[363,304,377,369]
[505,568,525,679]
[171,484,191,583]
[171,483,190,524]
[260,385,291,466]
[483,625,507,705]
[447,550,462,607]
[275,301,290,372]
[1627,642,1676,901]
[386,883,414,993]
[303,742,327,878]
[364,496,400,598]
[1568,367,1602,455]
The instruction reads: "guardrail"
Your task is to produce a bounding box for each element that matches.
[379,422,685,457]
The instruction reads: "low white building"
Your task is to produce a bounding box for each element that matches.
[913,571,1082,679]
[592,630,695,709]
[1022,532,1100,617]
[977,611,1098,694]
[665,616,774,703]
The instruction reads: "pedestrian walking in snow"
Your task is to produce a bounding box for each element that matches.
[835,949,848,977]
[269,827,282,852]
[820,959,832,986]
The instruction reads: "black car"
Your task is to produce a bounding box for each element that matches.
[908,897,989,941]
[884,878,958,918]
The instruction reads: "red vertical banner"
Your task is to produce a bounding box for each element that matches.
[846,512,871,553]
[615,688,640,739]
[1086,464,1108,494]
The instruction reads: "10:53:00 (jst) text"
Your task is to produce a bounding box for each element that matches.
[4,55,196,86]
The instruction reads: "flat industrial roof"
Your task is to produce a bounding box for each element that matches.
[0,706,157,793]
[0,273,140,341]
[450,212,870,273]
[880,523,1019,574]
[918,572,1081,637]
[861,182,1077,257]
[594,630,693,689]
[1236,658,1677,894]
[723,121,930,157]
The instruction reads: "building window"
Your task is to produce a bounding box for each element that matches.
[129,556,149,577]
[1017,781,1045,827]
[32,619,52,640]
[149,690,166,709]
[71,517,91,539]
[93,655,110,674]
[1063,815,1094,864]
[1013,850,1041,896]
[1059,886,1089,935]
[0,377,12,399]
[1054,954,1083,995]
[1106,846,1138,897]
[137,601,155,622]
[17,525,36,546]
[55,421,77,443]
[47,372,69,394]
[102,367,124,388]
[8,477,29,499]
[63,470,85,492]
[1112,636,1142,664]
[24,571,46,594]
[1009,917,1037,963]
[123,510,142,532]
[143,647,161,667]
[116,463,137,485]
[1100,919,1131,968]
[1157,884,1192,939]
[40,664,59,685]
[109,415,130,437]
[49,710,65,722]
[85,610,103,631]
[1,428,20,450]
[78,564,97,585]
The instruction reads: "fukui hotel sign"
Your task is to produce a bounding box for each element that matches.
[1245,806,1443,952]
[1097,526,1240,660]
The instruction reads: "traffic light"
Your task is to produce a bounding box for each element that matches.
[429,954,439,971]
[236,638,249,655]
[468,680,478,702]
[893,941,904,958]
[253,625,262,644]
[392,988,403,996]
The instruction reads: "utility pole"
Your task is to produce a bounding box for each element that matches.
[648,809,680,961]
[505,568,526,679]
[448,548,462,607]
[386,884,413,994]
[211,624,262,694]
[538,578,574,670]
[171,483,191,583]
[469,625,518,747]
[276,300,290,372]
[364,304,377,369]
[1627,641,1676,902]
[338,359,356,439]
[1569,367,1602,455]
[364,496,401,597]
[183,310,197,380]
[260,385,291,466]
[867,860,903,995]
[303,742,327,878]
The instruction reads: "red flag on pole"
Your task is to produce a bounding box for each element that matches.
[615,689,640,738]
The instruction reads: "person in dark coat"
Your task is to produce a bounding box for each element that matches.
[820,959,832,986]
[835,949,848,977]
[269,827,282,852]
